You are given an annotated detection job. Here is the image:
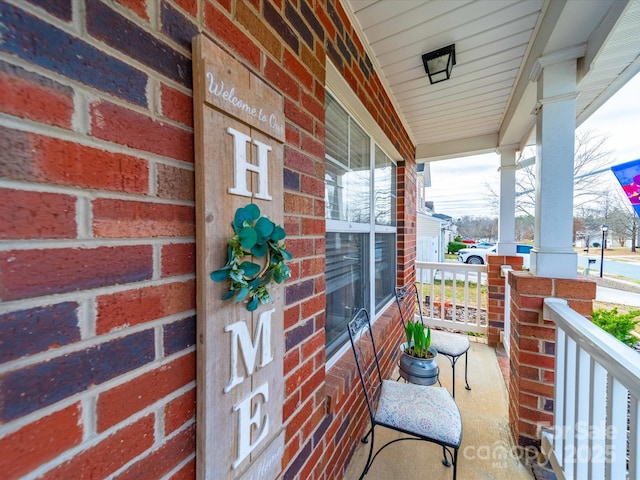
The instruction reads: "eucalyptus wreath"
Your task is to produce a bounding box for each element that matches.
[210,204,292,311]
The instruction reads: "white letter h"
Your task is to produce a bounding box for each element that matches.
[227,127,272,200]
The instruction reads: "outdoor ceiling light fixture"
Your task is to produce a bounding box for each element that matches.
[422,44,456,84]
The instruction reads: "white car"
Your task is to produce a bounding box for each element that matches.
[457,245,496,264]
[457,244,533,268]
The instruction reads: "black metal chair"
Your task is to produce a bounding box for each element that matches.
[348,308,462,479]
[395,283,471,398]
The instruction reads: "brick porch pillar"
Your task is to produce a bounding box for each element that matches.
[507,271,596,448]
[486,255,523,347]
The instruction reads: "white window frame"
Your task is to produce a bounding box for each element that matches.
[325,62,400,363]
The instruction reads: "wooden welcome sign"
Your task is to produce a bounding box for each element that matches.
[193,35,285,480]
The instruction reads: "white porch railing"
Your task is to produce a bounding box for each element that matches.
[501,265,513,356]
[542,298,640,480]
[415,261,487,335]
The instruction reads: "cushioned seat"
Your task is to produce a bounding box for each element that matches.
[431,330,471,357]
[376,380,462,447]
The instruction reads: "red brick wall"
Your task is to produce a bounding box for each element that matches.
[507,272,596,448]
[0,1,414,479]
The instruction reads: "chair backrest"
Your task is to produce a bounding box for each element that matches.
[347,308,383,423]
[394,283,425,328]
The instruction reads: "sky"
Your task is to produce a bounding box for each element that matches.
[425,72,640,218]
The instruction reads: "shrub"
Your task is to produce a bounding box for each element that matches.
[447,242,467,254]
[591,307,640,346]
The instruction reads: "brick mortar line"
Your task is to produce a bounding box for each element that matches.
[284,192,326,204]
[0,309,196,375]
[21,391,196,480]
[0,358,195,438]
[6,0,198,85]
[0,53,193,131]
[0,113,196,170]
[159,453,196,480]
[0,274,195,315]
[0,237,195,252]
[0,178,196,206]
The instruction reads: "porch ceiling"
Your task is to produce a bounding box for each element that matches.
[344,0,640,163]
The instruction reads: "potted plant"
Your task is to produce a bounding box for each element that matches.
[399,319,439,385]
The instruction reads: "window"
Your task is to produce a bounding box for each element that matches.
[324,93,397,357]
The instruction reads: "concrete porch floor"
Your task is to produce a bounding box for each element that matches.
[343,341,536,480]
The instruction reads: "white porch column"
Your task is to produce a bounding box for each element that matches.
[530,52,581,278]
[497,147,517,256]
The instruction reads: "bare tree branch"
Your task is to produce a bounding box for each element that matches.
[487,129,613,216]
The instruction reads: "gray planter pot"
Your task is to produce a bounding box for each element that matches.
[399,343,439,386]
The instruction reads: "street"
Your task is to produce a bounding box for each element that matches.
[577,253,640,280]
[576,253,640,306]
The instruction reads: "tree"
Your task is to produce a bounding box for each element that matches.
[607,189,639,251]
[456,216,498,241]
[515,215,534,241]
[488,129,613,216]
[573,216,585,245]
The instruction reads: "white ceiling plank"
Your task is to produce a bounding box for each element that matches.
[415,133,500,161]
[369,0,538,59]
[360,1,472,43]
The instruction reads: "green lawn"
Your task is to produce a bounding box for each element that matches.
[418,279,487,310]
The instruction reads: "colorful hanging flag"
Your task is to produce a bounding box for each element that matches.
[611,158,640,216]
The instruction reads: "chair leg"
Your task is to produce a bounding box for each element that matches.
[464,350,471,391]
[452,448,459,480]
[441,446,451,467]
[450,352,471,398]
[451,358,456,399]
[441,446,459,480]
[361,426,373,444]
[360,427,375,480]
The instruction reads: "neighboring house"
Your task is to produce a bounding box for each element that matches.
[416,164,456,261]
[417,213,447,262]
[432,212,457,245]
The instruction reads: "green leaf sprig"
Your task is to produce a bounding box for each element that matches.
[210,204,292,311]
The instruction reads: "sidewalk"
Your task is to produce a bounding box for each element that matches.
[580,273,640,307]
[596,286,640,307]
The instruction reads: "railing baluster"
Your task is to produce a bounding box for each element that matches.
[451,270,458,323]
[564,337,578,475]
[576,348,591,480]
[476,269,483,326]
[554,327,567,471]
[463,271,470,324]
[589,361,607,479]
[606,379,628,480]
[501,266,512,355]
[429,267,436,320]
[629,395,639,480]
[439,269,445,319]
